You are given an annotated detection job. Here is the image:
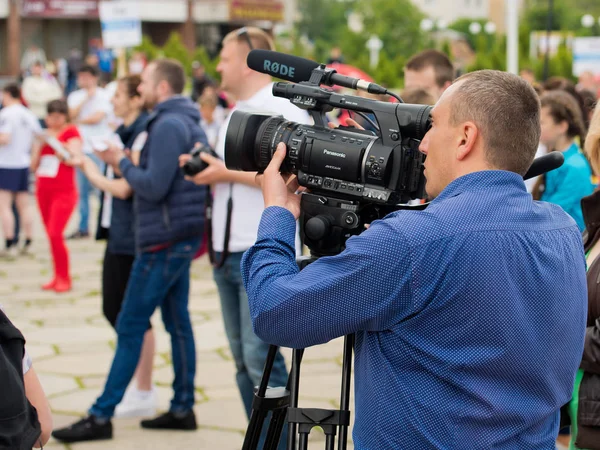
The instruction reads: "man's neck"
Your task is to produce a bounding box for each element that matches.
[234,77,271,102]
[156,93,175,106]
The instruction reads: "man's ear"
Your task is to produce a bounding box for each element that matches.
[456,122,478,161]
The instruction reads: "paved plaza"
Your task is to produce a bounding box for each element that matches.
[0,202,354,449]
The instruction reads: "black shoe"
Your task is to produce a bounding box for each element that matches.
[140,411,197,430]
[51,415,113,443]
[67,230,89,239]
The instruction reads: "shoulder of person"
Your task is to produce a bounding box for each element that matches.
[149,114,188,139]
[62,125,81,140]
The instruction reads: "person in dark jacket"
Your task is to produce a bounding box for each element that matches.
[563,101,600,450]
[53,59,208,443]
[78,75,158,419]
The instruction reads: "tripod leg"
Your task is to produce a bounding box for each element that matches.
[337,334,354,450]
[263,406,287,450]
[287,348,305,450]
[242,345,280,450]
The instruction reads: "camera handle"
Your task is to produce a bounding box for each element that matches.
[242,260,354,450]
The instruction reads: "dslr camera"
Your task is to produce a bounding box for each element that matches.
[224,57,432,256]
[182,143,218,177]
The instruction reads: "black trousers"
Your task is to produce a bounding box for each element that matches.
[102,247,147,329]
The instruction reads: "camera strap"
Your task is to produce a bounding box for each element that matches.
[207,183,233,269]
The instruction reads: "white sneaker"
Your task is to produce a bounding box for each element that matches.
[0,246,18,259]
[114,386,157,418]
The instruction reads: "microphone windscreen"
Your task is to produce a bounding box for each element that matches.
[247,49,319,84]
[523,152,564,180]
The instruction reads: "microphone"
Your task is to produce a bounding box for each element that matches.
[247,49,388,95]
[523,152,564,180]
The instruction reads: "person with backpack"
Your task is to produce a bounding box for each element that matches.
[0,308,52,448]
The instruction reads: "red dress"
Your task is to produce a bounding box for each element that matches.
[35,125,80,289]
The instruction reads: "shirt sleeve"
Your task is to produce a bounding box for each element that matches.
[67,91,80,109]
[241,207,414,349]
[22,348,32,374]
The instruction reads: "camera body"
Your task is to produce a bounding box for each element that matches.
[224,66,432,256]
[182,143,218,177]
[225,82,431,205]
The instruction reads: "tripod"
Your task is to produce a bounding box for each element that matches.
[242,318,354,450]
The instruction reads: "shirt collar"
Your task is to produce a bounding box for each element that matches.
[432,170,526,203]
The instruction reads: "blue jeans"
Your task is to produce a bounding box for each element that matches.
[90,237,200,419]
[213,251,289,450]
[76,153,102,233]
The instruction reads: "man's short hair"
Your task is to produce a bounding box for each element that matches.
[405,50,454,89]
[151,58,186,95]
[222,26,275,52]
[450,70,541,176]
[2,84,21,100]
[78,64,99,77]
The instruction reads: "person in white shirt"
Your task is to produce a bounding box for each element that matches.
[0,84,41,256]
[197,86,225,149]
[180,27,311,450]
[20,45,47,76]
[21,61,63,127]
[67,64,112,238]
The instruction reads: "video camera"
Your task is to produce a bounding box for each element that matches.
[224,50,431,255]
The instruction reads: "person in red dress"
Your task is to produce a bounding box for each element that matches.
[30,99,83,292]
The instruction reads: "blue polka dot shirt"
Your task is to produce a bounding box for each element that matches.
[241,170,588,449]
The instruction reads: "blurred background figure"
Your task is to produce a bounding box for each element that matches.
[404,49,455,103]
[21,61,63,128]
[0,84,40,257]
[20,44,47,78]
[327,46,344,64]
[198,86,225,149]
[31,99,83,293]
[191,60,216,103]
[533,90,594,231]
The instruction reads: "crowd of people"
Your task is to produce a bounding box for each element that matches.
[0,28,599,449]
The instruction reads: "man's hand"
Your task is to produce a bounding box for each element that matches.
[256,142,304,219]
[181,151,229,185]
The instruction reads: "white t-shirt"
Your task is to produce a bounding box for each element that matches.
[67,88,112,154]
[212,83,311,252]
[525,143,547,193]
[0,104,41,169]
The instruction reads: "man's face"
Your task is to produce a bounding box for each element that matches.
[77,72,96,90]
[404,66,443,102]
[31,64,43,77]
[216,41,246,97]
[138,63,158,109]
[418,84,461,198]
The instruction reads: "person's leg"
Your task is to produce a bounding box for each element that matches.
[12,201,19,246]
[0,190,16,245]
[158,238,200,414]
[14,191,33,242]
[47,190,77,289]
[36,189,55,287]
[213,252,254,416]
[89,250,173,419]
[75,167,90,235]
[135,329,155,391]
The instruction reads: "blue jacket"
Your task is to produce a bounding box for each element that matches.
[541,143,594,231]
[119,96,208,252]
[96,111,149,255]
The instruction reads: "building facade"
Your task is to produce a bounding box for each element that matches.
[0,0,296,75]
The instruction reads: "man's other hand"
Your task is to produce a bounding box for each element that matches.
[256,142,304,219]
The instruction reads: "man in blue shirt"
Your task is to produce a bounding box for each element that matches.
[241,70,588,449]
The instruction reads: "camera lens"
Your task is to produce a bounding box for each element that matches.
[225,111,277,172]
